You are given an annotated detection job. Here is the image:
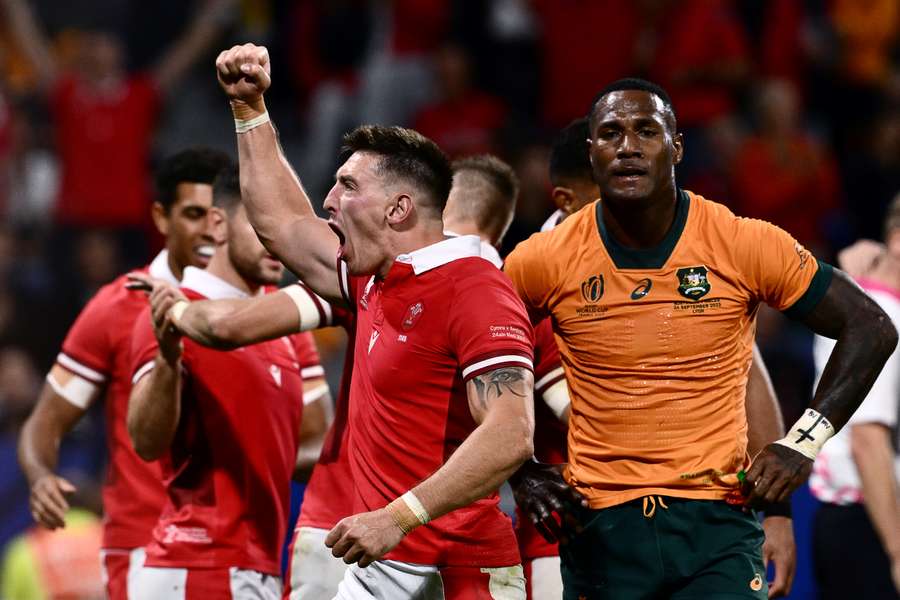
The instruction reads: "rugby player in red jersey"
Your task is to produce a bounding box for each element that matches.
[17,148,229,600]
[126,169,321,598]
[216,42,535,598]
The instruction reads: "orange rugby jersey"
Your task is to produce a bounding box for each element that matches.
[504,190,833,509]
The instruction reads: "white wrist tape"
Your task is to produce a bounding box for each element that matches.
[774,408,835,460]
[169,301,189,326]
[401,491,430,526]
[234,111,270,133]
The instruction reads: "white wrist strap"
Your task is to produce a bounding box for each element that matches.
[169,300,189,326]
[401,491,430,526]
[774,408,835,460]
[234,111,270,133]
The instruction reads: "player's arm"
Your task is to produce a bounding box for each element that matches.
[215,43,343,305]
[151,0,235,91]
[0,0,58,90]
[127,291,185,462]
[127,274,332,349]
[17,366,99,529]
[744,345,796,598]
[746,270,898,506]
[294,378,332,481]
[325,366,535,567]
[851,422,900,589]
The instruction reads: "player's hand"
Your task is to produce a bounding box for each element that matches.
[215,43,271,108]
[742,444,812,508]
[762,516,796,598]
[324,508,406,568]
[837,239,884,279]
[29,474,76,530]
[510,459,588,545]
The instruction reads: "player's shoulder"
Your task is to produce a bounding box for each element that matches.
[81,269,149,314]
[508,201,598,266]
[687,190,786,242]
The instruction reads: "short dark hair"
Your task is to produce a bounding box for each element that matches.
[339,125,452,213]
[549,118,592,186]
[213,165,242,215]
[155,147,232,212]
[449,155,519,244]
[588,77,677,132]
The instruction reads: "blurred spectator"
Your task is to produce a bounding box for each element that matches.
[531,0,640,128]
[639,0,750,184]
[730,79,840,254]
[414,44,507,158]
[829,0,898,87]
[737,0,809,91]
[72,230,120,303]
[357,0,450,127]
[0,508,104,600]
[0,101,59,227]
[288,0,372,200]
[0,0,234,232]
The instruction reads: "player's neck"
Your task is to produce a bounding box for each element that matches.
[166,252,185,282]
[442,219,490,245]
[377,221,446,278]
[601,185,678,249]
[206,246,259,296]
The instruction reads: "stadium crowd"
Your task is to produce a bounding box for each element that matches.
[0,0,898,599]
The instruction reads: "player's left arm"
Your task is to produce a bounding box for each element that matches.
[294,377,332,481]
[325,366,535,567]
[745,344,796,598]
[745,270,897,506]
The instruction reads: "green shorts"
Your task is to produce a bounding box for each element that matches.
[560,497,768,600]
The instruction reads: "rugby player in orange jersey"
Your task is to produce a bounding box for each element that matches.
[504,78,896,599]
[516,117,798,599]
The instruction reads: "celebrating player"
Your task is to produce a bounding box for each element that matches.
[215,42,536,598]
[17,148,229,600]
[126,170,316,598]
[504,78,897,599]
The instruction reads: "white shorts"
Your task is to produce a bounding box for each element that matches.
[334,559,525,600]
[524,556,562,600]
[99,547,146,600]
[286,526,350,600]
[131,562,281,600]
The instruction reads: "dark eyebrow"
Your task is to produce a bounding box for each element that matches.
[338,174,357,187]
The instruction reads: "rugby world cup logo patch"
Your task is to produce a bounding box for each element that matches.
[402,301,425,330]
[580,274,605,304]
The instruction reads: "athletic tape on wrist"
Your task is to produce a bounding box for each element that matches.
[385,497,417,535]
[773,408,835,461]
[401,491,431,526]
[169,301,189,326]
[234,111,270,134]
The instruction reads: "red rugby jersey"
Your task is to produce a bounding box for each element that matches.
[57,251,176,550]
[130,267,303,575]
[338,235,534,567]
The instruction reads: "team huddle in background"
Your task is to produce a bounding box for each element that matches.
[14,38,900,600]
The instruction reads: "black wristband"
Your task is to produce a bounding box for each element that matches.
[763,500,792,519]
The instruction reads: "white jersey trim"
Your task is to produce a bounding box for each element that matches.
[301,365,326,379]
[46,371,99,410]
[132,360,156,385]
[303,383,329,405]
[535,366,564,392]
[462,355,533,379]
[57,353,106,383]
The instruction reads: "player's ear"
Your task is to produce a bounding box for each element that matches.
[672,132,684,166]
[151,202,169,236]
[209,207,228,240]
[385,194,413,226]
[552,187,576,215]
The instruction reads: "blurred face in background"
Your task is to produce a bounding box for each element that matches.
[153,183,218,278]
[224,203,284,287]
[758,80,800,136]
[78,30,126,86]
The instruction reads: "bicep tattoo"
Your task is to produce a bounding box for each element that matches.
[470,367,530,411]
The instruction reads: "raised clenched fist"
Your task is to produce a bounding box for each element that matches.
[215,43,271,108]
